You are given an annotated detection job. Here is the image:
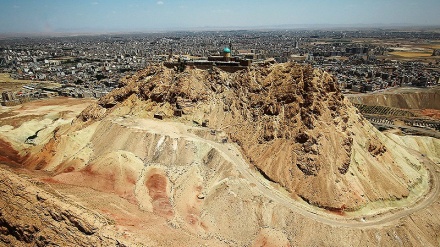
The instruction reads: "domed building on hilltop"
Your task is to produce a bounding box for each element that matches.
[164,41,252,72]
[223,47,231,61]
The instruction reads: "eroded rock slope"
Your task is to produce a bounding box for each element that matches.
[29,62,427,211]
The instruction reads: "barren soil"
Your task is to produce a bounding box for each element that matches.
[348,86,440,110]
[1,64,439,246]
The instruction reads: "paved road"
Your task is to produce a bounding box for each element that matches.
[369,121,440,139]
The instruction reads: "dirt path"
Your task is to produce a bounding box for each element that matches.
[211,136,439,228]
[145,118,440,228]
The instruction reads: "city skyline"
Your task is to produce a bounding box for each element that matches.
[1,0,440,34]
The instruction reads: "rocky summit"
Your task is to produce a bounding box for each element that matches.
[1,62,437,246]
[36,62,426,211]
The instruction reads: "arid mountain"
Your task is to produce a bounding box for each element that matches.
[27,62,427,211]
[0,63,438,246]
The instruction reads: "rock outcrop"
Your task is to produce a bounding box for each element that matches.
[0,168,116,246]
[32,62,427,211]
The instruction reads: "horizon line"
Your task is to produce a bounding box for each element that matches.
[1,23,440,38]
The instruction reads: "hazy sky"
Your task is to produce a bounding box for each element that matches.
[1,0,440,33]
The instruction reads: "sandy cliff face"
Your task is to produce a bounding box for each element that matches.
[29,63,427,211]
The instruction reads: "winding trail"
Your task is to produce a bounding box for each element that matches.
[211,139,439,228]
[177,122,440,228]
[114,117,440,228]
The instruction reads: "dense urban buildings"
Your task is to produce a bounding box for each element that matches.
[1,29,439,105]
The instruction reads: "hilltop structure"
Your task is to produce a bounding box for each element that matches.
[165,41,252,72]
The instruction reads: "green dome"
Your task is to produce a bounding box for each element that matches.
[223,47,231,53]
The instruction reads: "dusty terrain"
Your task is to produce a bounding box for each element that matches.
[0,73,57,92]
[0,63,439,246]
[348,86,440,111]
[347,87,440,137]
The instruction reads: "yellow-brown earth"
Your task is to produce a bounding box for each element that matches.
[0,63,439,246]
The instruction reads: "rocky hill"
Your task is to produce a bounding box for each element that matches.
[1,62,439,246]
[27,62,428,211]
